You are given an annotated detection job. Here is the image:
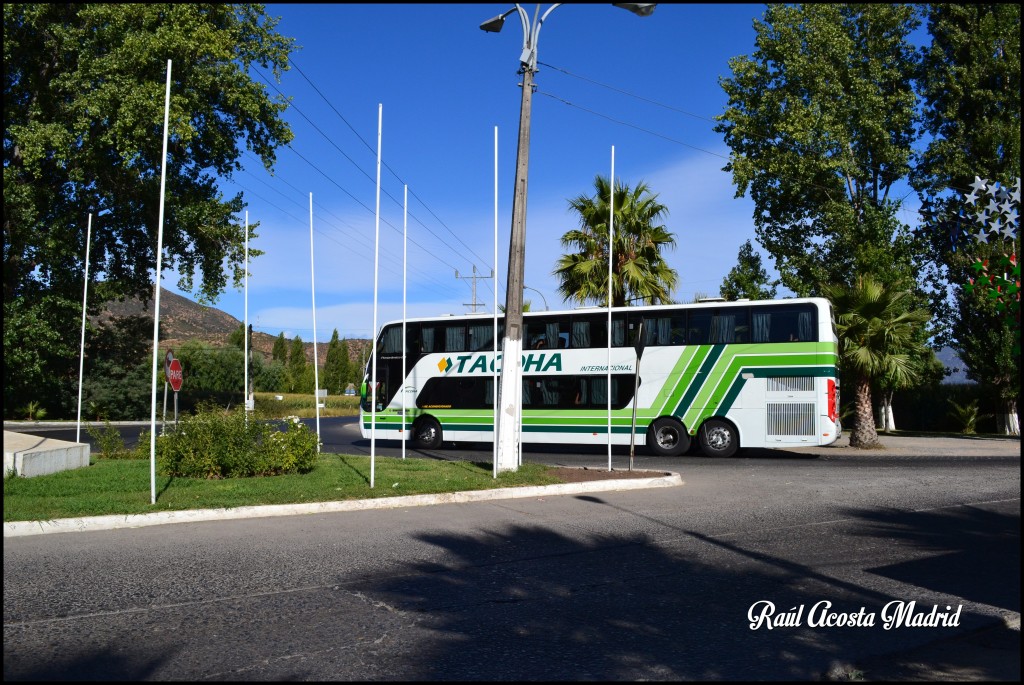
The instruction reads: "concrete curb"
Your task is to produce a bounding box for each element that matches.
[4,430,91,478]
[4,471,683,537]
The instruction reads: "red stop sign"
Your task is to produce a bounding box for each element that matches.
[167,358,184,392]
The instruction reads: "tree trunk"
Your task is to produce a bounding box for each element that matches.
[850,374,881,448]
[879,390,896,432]
[1000,398,1019,436]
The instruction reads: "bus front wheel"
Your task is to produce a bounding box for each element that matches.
[413,417,443,449]
[699,419,739,458]
[647,417,690,457]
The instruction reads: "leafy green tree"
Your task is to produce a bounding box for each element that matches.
[3,296,81,417]
[912,5,1019,252]
[80,314,155,420]
[715,4,921,296]
[952,290,1020,435]
[323,329,347,394]
[910,4,1020,434]
[3,4,294,414]
[287,363,316,395]
[554,175,678,307]
[228,324,246,350]
[339,338,356,388]
[720,240,778,301]
[82,358,152,421]
[287,336,307,392]
[255,360,287,393]
[823,276,931,448]
[272,332,288,363]
[228,323,257,398]
[175,340,244,407]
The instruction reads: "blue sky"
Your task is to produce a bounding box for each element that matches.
[166,3,920,342]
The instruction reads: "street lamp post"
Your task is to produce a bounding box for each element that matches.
[481,3,655,472]
[524,285,549,311]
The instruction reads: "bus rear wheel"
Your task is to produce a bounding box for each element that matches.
[699,418,739,458]
[413,417,443,449]
[647,417,690,457]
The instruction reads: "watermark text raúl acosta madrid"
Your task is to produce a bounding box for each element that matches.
[748,600,963,630]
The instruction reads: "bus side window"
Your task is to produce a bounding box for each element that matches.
[572,316,608,348]
[689,312,711,345]
[420,326,437,353]
[670,314,687,345]
[444,324,466,352]
[570,320,591,348]
[539,379,560,407]
[611,316,628,347]
[468,323,494,351]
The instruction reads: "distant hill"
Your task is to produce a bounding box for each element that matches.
[935,346,972,384]
[95,287,370,368]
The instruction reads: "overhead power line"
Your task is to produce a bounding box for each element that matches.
[256,62,494,271]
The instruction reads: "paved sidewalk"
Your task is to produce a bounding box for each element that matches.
[786,432,1021,458]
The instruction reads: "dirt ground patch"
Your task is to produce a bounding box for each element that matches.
[548,467,671,483]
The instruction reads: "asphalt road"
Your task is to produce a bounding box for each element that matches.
[3,427,1019,681]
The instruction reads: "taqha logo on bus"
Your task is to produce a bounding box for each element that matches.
[437,352,564,375]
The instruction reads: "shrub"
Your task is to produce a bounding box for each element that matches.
[158,405,320,479]
[19,400,47,421]
[86,419,131,460]
[946,398,991,435]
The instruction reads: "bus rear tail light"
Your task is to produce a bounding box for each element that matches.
[827,379,837,423]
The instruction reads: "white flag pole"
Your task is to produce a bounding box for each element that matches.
[370,103,382,489]
[607,146,615,471]
[402,183,408,460]
[76,213,93,444]
[244,210,249,423]
[493,125,499,479]
[149,59,172,504]
[310,193,321,450]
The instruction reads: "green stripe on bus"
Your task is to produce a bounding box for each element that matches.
[673,344,724,422]
[433,422,644,435]
[656,344,704,411]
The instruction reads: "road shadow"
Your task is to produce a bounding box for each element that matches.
[341,499,1017,680]
[849,503,1020,613]
[3,645,174,681]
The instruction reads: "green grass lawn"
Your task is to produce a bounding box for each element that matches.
[3,453,565,522]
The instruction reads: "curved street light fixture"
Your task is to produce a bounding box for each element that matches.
[482,3,656,472]
[523,285,550,311]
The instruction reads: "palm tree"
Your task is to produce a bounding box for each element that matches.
[554,175,678,307]
[823,276,931,448]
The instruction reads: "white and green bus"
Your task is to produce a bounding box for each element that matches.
[360,297,841,457]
